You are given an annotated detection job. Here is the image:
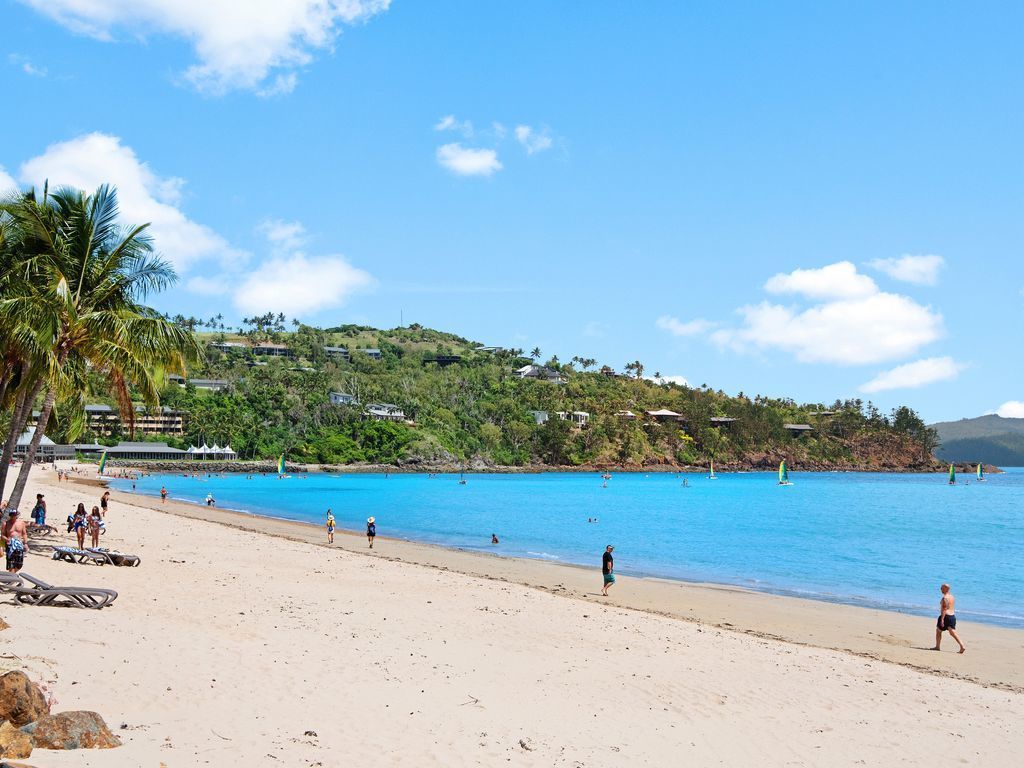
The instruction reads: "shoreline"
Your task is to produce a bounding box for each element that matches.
[88,459,1003,474]
[98,476,1024,692]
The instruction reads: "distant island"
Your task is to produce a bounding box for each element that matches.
[930,415,1024,467]
[57,316,952,472]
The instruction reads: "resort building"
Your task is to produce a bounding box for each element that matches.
[208,341,248,352]
[329,392,358,406]
[647,409,686,423]
[358,348,383,360]
[252,343,295,358]
[14,428,74,462]
[710,416,738,429]
[323,346,351,360]
[365,403,406,422]
[549,411,591,427]
[615,410,637,420]
[515,364,565,383]
[98,442,188,461]
[83,404,187,436]
[529,410,550,425]
[784,423,814,438]
[475,346,505,354]
[188,379,231,392]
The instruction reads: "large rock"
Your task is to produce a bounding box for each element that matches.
[21,711,120,750]
[0,721,33,759]
[0,673,48,727]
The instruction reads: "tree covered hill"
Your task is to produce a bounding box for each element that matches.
[69,321,942,470]
[930,415,1024,466]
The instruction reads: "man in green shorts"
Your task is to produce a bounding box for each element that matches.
[601,545,615,596]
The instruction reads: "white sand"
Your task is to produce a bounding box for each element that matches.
[2,464,1022,767]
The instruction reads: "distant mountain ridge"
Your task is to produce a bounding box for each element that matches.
[930,415,1024,466]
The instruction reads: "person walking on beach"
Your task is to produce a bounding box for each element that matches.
[933,583,966,654]
[88,507,103,548]
[72,506,87,548]
[2,509,28,573]
[100,491,110,517]
[367,517,376,548]
[326,510,336,544]
[160,486,168,504]
[601,545,615,596]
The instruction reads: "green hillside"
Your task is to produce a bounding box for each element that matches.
[930,415,1024,466]
[65,321,942,470]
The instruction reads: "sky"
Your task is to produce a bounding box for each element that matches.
[1,1,1022,423]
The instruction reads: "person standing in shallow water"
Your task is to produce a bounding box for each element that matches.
[933,583,966,654]
[601,545,615,596]
[366,517,376,548]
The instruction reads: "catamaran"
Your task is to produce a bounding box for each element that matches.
[977,463,986,482]
[948,464,956,485]
[709,460,717,480]
[778,460,792,485]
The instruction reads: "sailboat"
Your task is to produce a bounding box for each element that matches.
[458,472,467,485]
[948,464,956,485]
[778,460,792,486]
[709,460,717,480]
[977,463,986,482]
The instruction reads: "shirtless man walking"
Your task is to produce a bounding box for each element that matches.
[2,509,28,573]
[933,583,966,654]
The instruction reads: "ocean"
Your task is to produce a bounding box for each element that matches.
[110,467,1024,628]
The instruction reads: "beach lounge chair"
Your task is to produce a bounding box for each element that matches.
[87,548,141,567]
[0,572,117,610]
[51,546,109,566]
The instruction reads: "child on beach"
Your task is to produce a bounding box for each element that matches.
[100,491,110,517]
[326,510,336,543]
[30,494,46,527]
[160,486,168,504]
[367,517,376,548]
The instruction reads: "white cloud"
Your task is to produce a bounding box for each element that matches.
[656,316,713,337]
[708,261,944,365]
[995,401,1024,418]
[0,165,17,193]
[868,254,944,286]
[859,357,964,393]
[492,122,507,139]
[764,261,877,300]
[9,54,48,77]
[17,0,390,95]
[233,253,372,315]
[18,132,247,273]
[582,321,607,338]
[515,125,553,155]
[713,292,944,365]
[258,219,308,251]
[436,143,502,177]
[435,115,474,137]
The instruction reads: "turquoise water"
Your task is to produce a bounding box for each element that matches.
[110,468,1024,628]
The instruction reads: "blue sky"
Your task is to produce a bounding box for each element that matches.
[2,1,1022,423]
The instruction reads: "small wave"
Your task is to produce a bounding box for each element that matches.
[526,551,562,560]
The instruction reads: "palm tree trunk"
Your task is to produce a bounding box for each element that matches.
[0,378,44,501]
[6,386,56,510]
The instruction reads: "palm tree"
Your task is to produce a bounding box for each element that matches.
[0,184,201,507]
[530,347,541,360]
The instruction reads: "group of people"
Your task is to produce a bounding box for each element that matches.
[324,510,375,548]
[0,490,112,573]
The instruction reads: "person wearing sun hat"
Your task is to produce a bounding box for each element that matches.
[366,517,376,548]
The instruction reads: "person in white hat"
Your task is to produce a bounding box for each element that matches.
[366,517,376,548]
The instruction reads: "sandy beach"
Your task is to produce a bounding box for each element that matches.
[2,462,1022,767]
